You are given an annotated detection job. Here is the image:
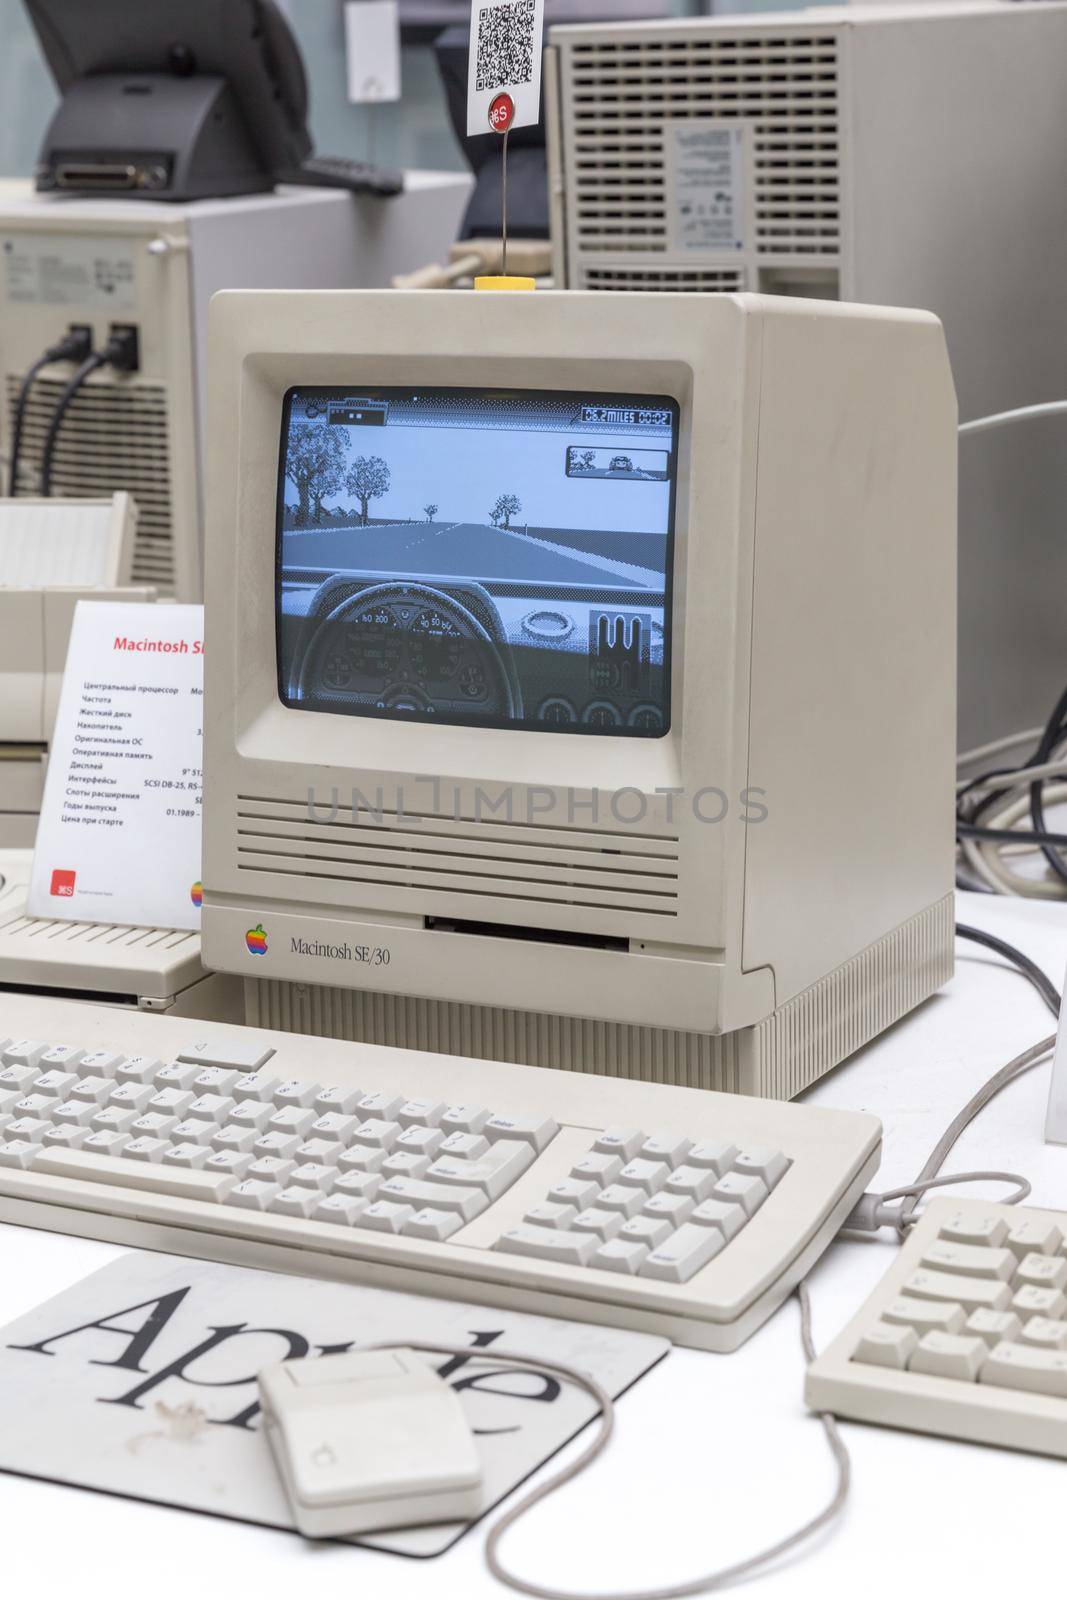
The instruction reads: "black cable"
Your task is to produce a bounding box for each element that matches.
[38,351,109,497]
[955,922,1062,1017]
[6,327,93,496]
[1028,684,1067,887]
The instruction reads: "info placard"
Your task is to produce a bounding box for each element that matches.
[27,601,205,932]
[466,0,545,136]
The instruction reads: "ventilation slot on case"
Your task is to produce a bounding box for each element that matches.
[565,32,841,264]
[581,265,746,292]
[234,794,681,922]
[6,373,175,591]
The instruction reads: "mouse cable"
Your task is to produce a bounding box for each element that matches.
[958,399,1067,436]
[847,927,1060,1238]
[6,327,93,497]
[38,327,139,498]
[360,1310,850,1600]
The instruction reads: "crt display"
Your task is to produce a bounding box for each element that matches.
[276,387,678,736]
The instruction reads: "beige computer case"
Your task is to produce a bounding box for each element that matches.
[0,176,471,601]
[201,289,955,1100]
[545,2,1067,747]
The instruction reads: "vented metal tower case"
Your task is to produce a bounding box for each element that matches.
[546,2,1067,748]
[201,289,956,1101]
[0,175,470,599]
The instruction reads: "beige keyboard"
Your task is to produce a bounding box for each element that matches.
[807,1196,1067,1455]
[0,994,880,1352]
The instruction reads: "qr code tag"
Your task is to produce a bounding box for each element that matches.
[467,0,546,136]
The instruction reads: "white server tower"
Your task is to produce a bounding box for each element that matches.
[0,176,469,599]
[547,3,1067,745]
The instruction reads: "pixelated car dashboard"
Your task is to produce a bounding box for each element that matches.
[280,573,668,735]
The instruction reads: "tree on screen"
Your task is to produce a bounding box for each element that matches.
[490,493,521,530]
[568,448,596,473]
[285,421,347,527]
[346,455,391,525]
[424,503,439,522]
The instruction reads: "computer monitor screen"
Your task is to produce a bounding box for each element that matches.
[276,387,679,736]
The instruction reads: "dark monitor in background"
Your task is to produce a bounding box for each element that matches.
[24,0,312,199]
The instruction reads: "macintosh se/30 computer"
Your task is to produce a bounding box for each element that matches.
[200,288,956,1102]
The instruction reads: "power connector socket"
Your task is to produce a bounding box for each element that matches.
[105,323,140,373]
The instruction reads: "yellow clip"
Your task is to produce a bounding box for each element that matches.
[475,275,536,292]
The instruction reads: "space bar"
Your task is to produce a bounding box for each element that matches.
[33,1149,235,1202]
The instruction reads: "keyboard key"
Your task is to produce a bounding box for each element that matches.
[664,1165,718,1204]
[909,1331,987,1381]
[439,1104,490,1135]
[148,1088,194,1116]
[92,1108,142,1135]
[617,1159,671,1195]
[231,1071,279,1102]
[267,1106,317,1137]
[618,1215,673,1249]
[34,1148,237,1201]
[79,1051,126,1077]
[247,1156,296,1184]
[376,1177,487,1222]
[351,1118,401,1151]
[71,1076,116,1106]
[253,1131,301,1160]
[1005,1219,1063,1259]
[643,1192,695,1228]
[287,1163,337,1192]
[269,1187,318,1219]
[685,1140,738,1176]
[314,1086,363,1115]
[191,1068,241,1095]
[484,1112,558,1152]
[711,1173,768,1218]
[81,1130,130,1156]
[640,1134,692,1167]
[187,1094,236,1124]
[163,1143,212,1169]
[32,1071,78,1098]
[308,1113,359,1144]
[1016,1253,1067,1292]
[177,1038,275,1070]
[357,1091,402,1119]
[203,1151,254,1178]
[404,1208,463,1241]
[732,1148,789,1189]
[380,1151,431,1179]
[6,1117,49,1141]
[274,1079,321,1109]
[641,1223,726,1283]
[13,1094,56,1119]
[114,1056,162,1085]
[572,1207,623,1240]
[981,1341,1067,1397]
[39,1046,86,1070]
[332,1171,382,1201]
[51,1099,96,1127]
[964,1309,1023,1346]
[108,1083,155,1112]
[3,1041,47,1069]
[295,1138,345,1166]
[883,1297,968,1336]
[313,1194,369,1226]
[360,1200,415,1234]
[905,1269,1012,1313]
[153,1062,200,1091]
[546,1177,600,1210]
[438,1132,490,1160]
[595,1183,646,1218]
[130,1112,178,1138]
[168,1118,218,1147]
[1019,1317,1067,1350]
[495,1225,598,1267]
[226,1179,281,1211]
[1012,1286,1067,1321]
[571,1152,622,1185]
[397,1098,446,1128]
[427,1139,534,1201]
[395,1127,444,1159]
[688,1199,748,1240]
[228,1099,275,1130]
[41,1125,89,1150]
[336,1146,387,1175]
[123,1137,169,1164]
[524,1202,578,1229]
[211,1125,258,1154]
[920,1241,1016,1281]
[0,1066,37,1092]
[0,1139,41,1167]
[594,1240,649,1275]
[593,1128,644,1160]
[854,1322,919,1369]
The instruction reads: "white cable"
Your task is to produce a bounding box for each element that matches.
[956,726,1043,772]
[358,1311,850,1600]
[958,400,1067,437]
[965,782,1067,900]
[958,758,1067,794]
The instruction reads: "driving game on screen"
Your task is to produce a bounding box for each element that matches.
[276,387,678,735]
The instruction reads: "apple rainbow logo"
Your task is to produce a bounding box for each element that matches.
[245,924,268,956]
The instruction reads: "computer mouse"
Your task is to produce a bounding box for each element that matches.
[258,1347,484,1538]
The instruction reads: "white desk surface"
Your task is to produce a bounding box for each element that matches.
[2,890,1065,1600]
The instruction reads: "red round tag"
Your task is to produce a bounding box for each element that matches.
[488,92,515,134]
